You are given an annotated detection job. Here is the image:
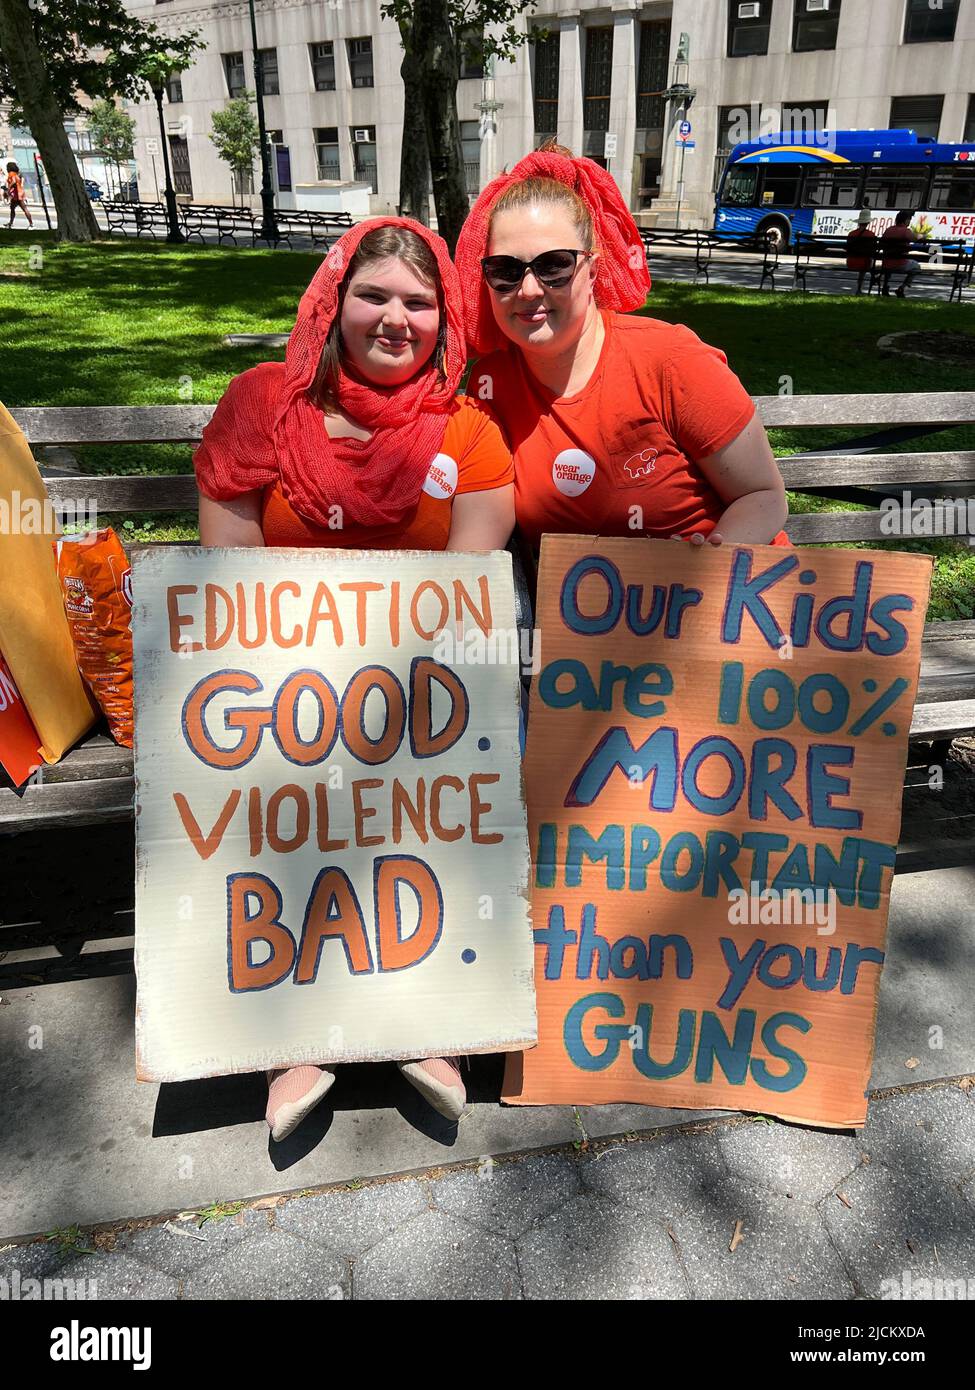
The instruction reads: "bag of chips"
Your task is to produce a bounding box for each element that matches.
[56,528,134,748]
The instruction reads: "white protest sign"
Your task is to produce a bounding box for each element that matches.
[132,547,536,1082]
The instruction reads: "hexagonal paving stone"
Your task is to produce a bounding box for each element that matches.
[117,1209,267,1281]
[671,1186,853,1300]
[354,1209,521,1299]
[0,1240,174,1300]
[274,1177,429,1257]
[517,1194,687,1299]
[183,1227,349,1300]
[430,1153,581,1239]
[857,1087,975,1179]
[578,1130,731,1220]
[822,1160,975,1300]
[717,1119,860,1203]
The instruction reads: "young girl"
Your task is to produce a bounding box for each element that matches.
[454,143,789,551]
[5,163,33,229]
[194,217,515,1140]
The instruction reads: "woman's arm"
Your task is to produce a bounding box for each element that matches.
[445,484,515,553]
[689,412,788,545]
[198,490,265,547]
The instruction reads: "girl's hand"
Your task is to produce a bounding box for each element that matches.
[670,531,724,545]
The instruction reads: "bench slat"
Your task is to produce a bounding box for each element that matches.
[0,778,135,832]
[45,474,199,513]
[755,392,975,429]
[10,406,216,446]
[783,511,886,542]
[11,392,975,448]
[780,452,975,487]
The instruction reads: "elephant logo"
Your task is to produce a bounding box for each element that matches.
[622,447,658,480]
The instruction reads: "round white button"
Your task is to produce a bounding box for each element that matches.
[552,449,596,497]
[423,452,459,500]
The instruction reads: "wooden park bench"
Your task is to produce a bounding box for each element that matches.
[180,203,257,249]
[2,391,974,832]
[793,232,974,302]
[99,200,172,241]
[274,210,354,251]
[642,227,782,291]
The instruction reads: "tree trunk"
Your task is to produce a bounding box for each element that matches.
[411,0,467,255]
[396,22,430,225]
[0,0,100,242]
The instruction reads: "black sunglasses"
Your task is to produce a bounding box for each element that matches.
[480,249,594,292]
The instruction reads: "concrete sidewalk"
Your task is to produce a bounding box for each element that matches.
[1,1083,972,1299]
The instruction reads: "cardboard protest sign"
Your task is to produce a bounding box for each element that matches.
[504,536,932,1128]
[132,547,535,1083]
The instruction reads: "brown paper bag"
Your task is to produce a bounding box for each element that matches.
[0,401,98,762]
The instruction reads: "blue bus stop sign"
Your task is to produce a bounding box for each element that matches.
[679,120,692,138]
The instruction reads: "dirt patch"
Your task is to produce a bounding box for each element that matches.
[877,330,975,366]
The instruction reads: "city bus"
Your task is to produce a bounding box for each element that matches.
[714,128,975,249]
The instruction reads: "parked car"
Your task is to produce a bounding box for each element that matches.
[83,179,103,202]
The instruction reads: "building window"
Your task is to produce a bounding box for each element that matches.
[904,0,959,43]
[636,20,669,129]
[223,52,246,99]
[458,27,484,80]
[258,48,279,97]
[460,119,480,193]
[793,0,841,53]
[310,42,335,91]
[890,94,944,139]
[583,26,613,133]
[715,103,761,191]
[315,127,341,181]
[531,28,560,134]
[965,95,975,142]
[166,73,183,103]
[168,135,193,196]
[728,0,771,57]
[863,163,932,210]
[780,101,829,139]
[351,125,377,192]
[348,37,374,89]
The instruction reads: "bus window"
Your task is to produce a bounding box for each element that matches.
[759,164,803,207]
[929,167,975,211]
[802,166,864,207]
[721,164,759,205]
[863,164,931,210]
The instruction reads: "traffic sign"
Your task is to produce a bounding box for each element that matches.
[603,132,618,159]
[678,119,692,137]
[675,139,696,150]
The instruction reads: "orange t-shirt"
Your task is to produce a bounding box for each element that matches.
[6,172,24,202]
[259,397,512,550]
[467,310,789,548]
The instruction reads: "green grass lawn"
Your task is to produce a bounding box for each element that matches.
[2,231,974,618]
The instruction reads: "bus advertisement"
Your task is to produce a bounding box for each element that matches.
[714,128,975,248]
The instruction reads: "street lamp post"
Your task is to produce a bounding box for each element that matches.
[151,79,184,243]
[248,0,278,245]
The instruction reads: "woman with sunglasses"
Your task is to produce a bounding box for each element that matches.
[454,143,789,552]
[194,218,515,1140]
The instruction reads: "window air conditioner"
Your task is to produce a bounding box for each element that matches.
[806,0,830,12]
[353,128,371,142]
[738,3,761,18]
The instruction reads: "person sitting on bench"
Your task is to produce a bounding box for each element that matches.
[845,210,876,295]
[881,210,921,298]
